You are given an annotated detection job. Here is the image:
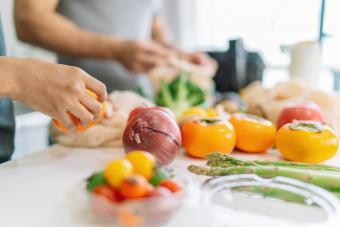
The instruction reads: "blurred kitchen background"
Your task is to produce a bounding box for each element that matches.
[0,0,339,158]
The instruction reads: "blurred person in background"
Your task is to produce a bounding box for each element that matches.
[14,0,215,93]
[0,13,107,163]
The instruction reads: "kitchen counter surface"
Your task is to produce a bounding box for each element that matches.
[0,145,339,227]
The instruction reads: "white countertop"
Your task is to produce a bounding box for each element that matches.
[0,146,339,227]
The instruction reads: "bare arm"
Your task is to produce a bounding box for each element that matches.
[151,16,172,48]
[0,57,107,131]
[0,58,18,98]
[15,0,172,73]
[151,16,216,68]
[14,0,121,59]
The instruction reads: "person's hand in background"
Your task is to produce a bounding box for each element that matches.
[178,52,217,69]
[0,57,107,132]
[151,17,217,70]
[116,39,173,73]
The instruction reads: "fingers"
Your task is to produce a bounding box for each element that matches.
[142,41,173,59]
[68,101,94,126]
[185,53,216,68]
[131,43,174,72]
[57,112,77,132]
[134,53,168,72]
[189,53,206,65]
[82,73,107,102]
[79,92,103,119]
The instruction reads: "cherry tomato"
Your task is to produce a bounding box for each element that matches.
[181,107,209,118]
[149,168,172,186]
[180,107,218,122]
[206,108,218,117]
[93,185,118,202]
[230,113,276,153]
[277,101,324,129]
[276,120,338,163]
[159,179,182,193]
[104,159,133,188]
[182,118,236,158]
[125,151,156,180]
[147,186,172,198]
[119,175,153,199]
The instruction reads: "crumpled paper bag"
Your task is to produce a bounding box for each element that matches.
[241,80,340,136]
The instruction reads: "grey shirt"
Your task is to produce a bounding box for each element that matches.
[0,15,15,163]
[57,0,162,93]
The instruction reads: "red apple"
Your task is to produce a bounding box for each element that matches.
[277,101,324,129]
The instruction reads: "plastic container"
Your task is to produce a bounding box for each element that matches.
[90,169,194,227]
[201,174,340,227]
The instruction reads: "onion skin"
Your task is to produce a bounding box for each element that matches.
[123,107,181,165]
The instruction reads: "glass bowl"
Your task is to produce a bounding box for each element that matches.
[89,169,194,227]
[201,174,340,227]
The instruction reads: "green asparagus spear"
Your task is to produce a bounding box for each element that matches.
[190,153,340,202]
[188,165,340,192]
[207,160,340,173]
[205,153,340,173]
[233,186,307,203]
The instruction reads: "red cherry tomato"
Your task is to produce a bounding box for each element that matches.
[93,185,119,202]
[277,101,324,129]
[159,179,182,193]
[148,186,172,198]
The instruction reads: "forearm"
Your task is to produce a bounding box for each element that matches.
[151,17,190,60]
[0,57,22,98]
[152,17,173,48]
[15,1,121,59]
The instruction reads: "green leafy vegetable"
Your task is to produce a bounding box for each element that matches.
[86,171,106,192]
[155,72,205,116]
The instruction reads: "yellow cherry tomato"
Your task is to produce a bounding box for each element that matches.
[104,159,133,188]
[125,151,156,180]
[276,120,338,163]
[182,118,236,158]
[206,108,218,117]
[181,107,208,119]
[230,113,276,153]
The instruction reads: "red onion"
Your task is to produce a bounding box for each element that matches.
[123,107,181,165]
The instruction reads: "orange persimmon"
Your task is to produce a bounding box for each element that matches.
[53,89,107,133]
[182,118,236,158]
[230,113,276,153]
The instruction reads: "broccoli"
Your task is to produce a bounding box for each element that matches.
[155,72,205,116]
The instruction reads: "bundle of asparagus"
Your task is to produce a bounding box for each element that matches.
[188,153,340,199]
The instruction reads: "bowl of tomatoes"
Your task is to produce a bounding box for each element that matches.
[86,151,189,227]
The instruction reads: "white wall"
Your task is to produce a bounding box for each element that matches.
[0,0,190,59]
[161,0,197,51]
[0,0,55,60]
